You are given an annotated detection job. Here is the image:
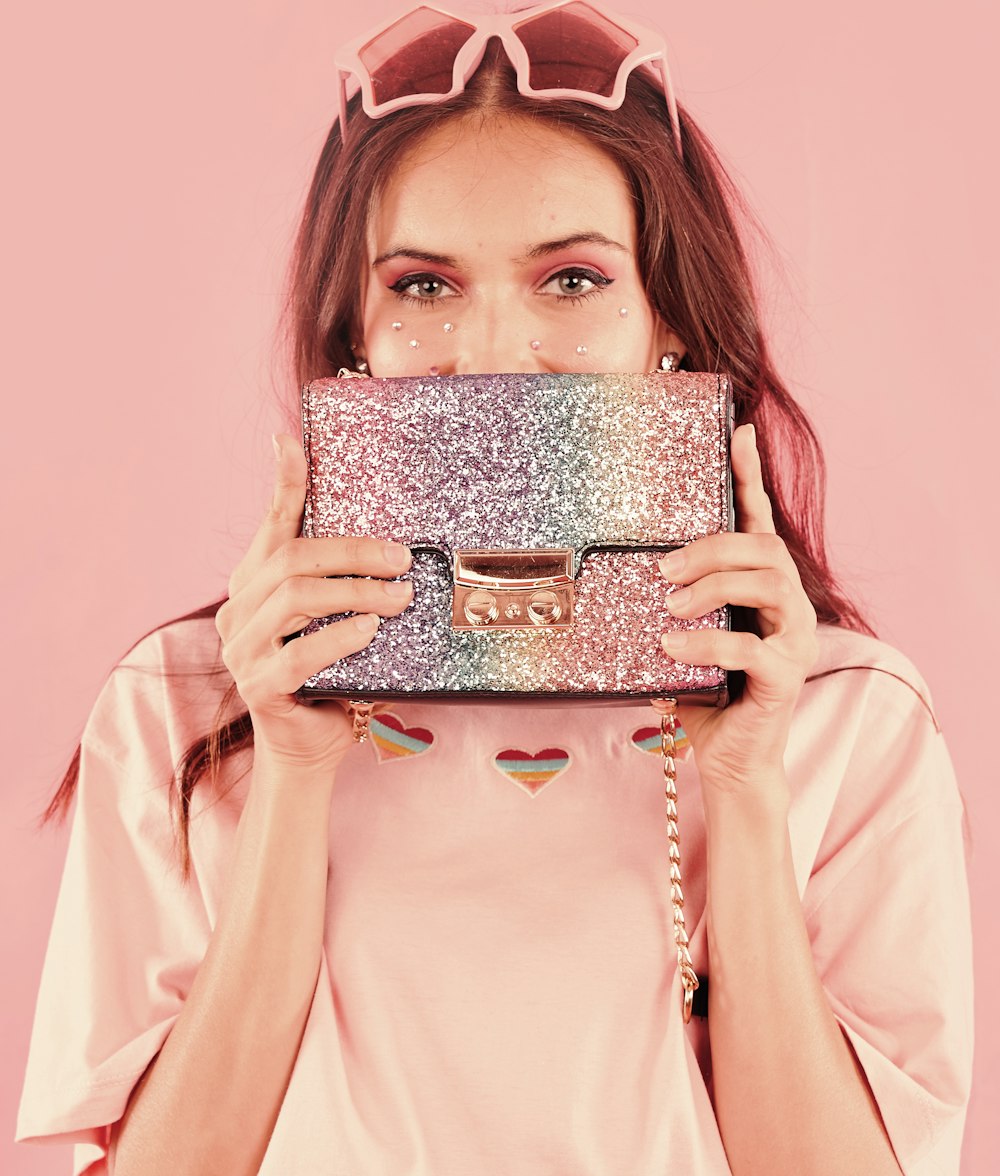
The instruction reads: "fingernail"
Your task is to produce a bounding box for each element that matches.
[662,631,688,650]
[272,434,283,461]
[658,551,685,578]
[665,586,691,611]
[383,543,410,570]
[747,423,756,445]
[355,613,380,633]
[385,579,412,598]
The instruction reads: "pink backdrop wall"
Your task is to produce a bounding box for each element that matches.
[3,1,996,1171]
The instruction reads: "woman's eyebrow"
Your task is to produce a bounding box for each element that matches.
[372,247,458,269]
[371,233,630,271]
[519,233,630,261]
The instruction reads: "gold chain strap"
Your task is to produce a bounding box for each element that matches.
[349,701,375,742]
[650,697,699,1023]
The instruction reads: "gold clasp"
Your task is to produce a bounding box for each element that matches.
[451,548,575,630]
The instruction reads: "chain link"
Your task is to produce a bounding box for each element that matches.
[651,697,699,1023]
[349,701,375,742]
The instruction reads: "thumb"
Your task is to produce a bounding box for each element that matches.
[228,432,308,597]
[265,433,308,531]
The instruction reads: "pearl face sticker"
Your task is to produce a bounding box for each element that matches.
[443,322,455,332]
[530,340,541,350]
[409,339,420,349]
[391,321,403,330]
[576,345,588,356]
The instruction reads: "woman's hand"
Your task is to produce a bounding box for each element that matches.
[215,433,413,775]
[658,424,819,800]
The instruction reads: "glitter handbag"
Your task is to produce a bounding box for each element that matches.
[296,369,732,707]
[296,368,732,1019]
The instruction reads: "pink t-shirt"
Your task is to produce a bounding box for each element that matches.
[16,617,972,1174]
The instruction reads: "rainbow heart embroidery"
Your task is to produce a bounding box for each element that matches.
[493,748,571,797]
[369,713,435,763]
[630,723,691,759]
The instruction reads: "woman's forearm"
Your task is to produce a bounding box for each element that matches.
[704,781,902,1176]
[110,755,335,1176]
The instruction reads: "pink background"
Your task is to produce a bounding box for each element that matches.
[3,1,995,1171]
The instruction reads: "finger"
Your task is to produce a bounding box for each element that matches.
[247,574,413,652]
[732,423,777,536]
[219,535,412,641]
[233,613,384,710]
[229,433,308,598]
[660,628,808,700]
[663,568,814,639]
[274,614,385,698]
[658,531,800,587]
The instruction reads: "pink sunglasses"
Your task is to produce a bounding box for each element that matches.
[334,0,684,159]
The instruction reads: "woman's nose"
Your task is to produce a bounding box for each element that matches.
[450,306,549,375]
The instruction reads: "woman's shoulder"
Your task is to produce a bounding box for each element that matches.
[117,604,224,674]
[788,624,958,864]
[807,622,938,731]
[787,625,962,918]
[82,605,231,764]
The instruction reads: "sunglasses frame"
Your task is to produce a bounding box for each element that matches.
[334,0,683,159]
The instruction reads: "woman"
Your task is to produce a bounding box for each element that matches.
[16,3,972,1174]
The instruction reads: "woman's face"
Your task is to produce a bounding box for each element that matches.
[358,115,683,377]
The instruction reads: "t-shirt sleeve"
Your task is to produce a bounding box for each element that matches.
[15,637,214,1174]
[801,672,973,1176]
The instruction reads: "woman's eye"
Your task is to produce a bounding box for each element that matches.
[541,267,613,301]
[389,273,457,304]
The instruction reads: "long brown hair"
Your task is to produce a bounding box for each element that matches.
[42,35,873,874]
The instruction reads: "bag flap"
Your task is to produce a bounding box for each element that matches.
[301,371,732,566]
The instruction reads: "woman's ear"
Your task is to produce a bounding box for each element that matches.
[348,321,367,367]
[653,319,687,367]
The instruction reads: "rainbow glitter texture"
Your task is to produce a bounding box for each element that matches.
[296,371,733,705]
